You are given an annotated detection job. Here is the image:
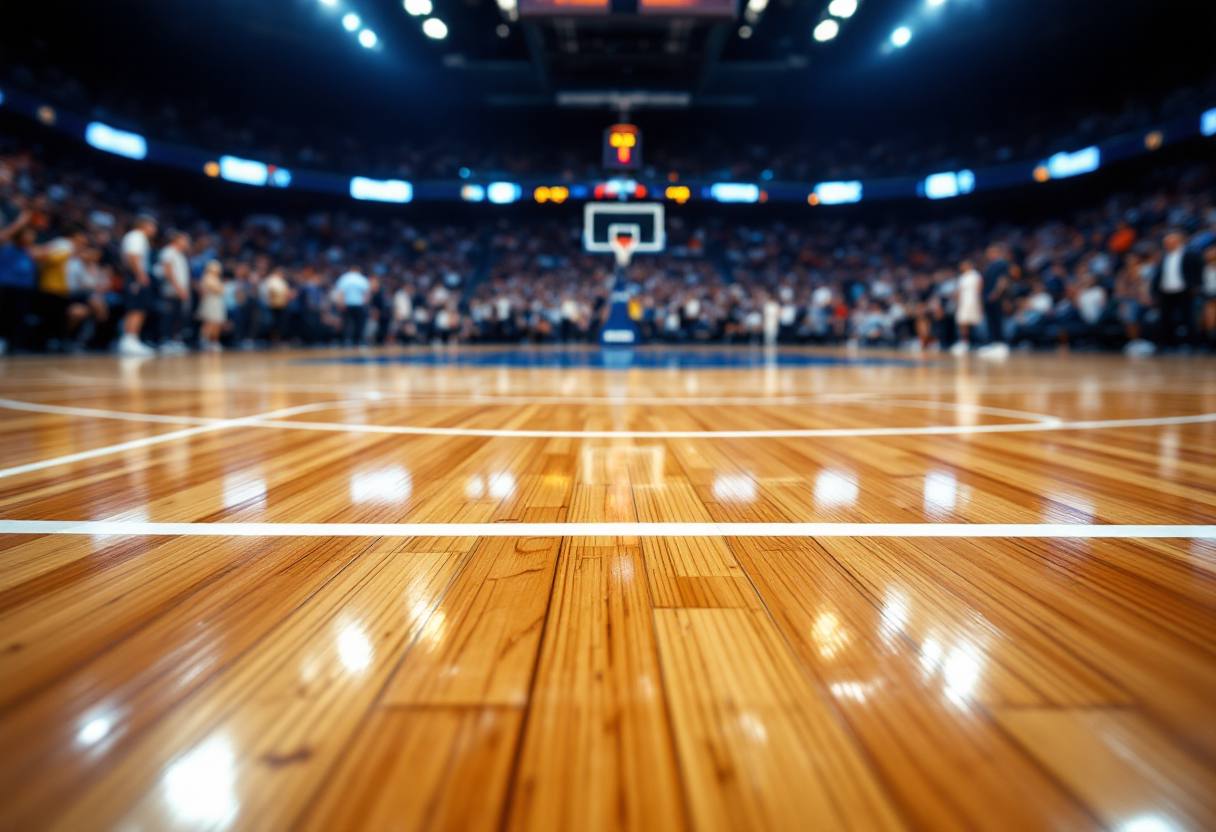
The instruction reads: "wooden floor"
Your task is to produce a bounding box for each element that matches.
[0,347,1214,832]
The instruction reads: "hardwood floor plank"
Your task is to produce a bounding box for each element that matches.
[0,536,376,831]
[730,538,1102,832]
[298,706,522,832]
[47,538,466,832]
[384,536,560,707]
[641,536,761,608]
[653,607,907,832]
[505,539,687,832]
[994,707,1216,832]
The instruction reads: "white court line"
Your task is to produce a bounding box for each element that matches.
[0,399,375,480]
[0,396,1212,447]
[0,395,1061,430]
[249,411,1216,439]
[0,520,1211,538]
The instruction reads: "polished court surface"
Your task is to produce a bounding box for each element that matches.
[0,347,1214,832]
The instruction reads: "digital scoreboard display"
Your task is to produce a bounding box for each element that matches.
[603,124,642,170]
[519,0,734,16]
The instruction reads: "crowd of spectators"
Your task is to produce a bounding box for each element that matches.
[1,142,1214,357]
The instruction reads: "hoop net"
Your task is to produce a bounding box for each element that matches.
[608,224,640,268]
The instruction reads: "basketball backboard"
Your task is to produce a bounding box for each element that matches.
[583,202,665,257]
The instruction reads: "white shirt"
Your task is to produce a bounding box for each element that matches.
[1077,286,1107,324]
[335,271,370,307]
[158,246,191,298]
[958,269,982,303]
[393,289,413,320]
[121,229,150,275]
[1160,249,1185,294]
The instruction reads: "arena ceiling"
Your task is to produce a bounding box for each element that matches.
[1,0,1211,136]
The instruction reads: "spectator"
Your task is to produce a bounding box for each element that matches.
[0,221,38,354]
[119,214,158,356]
[197,260,226,351]
[954,260,983,354]
[157,230,192,353]
[334,265,371,346]
[1151,231,1202,350]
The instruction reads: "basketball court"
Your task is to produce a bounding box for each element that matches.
[1,335,1215,831]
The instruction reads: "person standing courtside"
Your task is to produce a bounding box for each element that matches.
[953,259,983,355]
[1152,230,1202,351]
[156,230,191,353]
[118,214,158,356]
[980,244,1010,356]
[334,265,371,347]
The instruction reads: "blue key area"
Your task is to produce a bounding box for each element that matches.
[300,349,931,370]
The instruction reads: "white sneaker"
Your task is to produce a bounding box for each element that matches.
[118,334,155,356]
[1123,339,1156,357]
[977,342,1010,360]
[951,340,970,355]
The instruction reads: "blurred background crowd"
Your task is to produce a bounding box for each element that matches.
[1,143,1213,357]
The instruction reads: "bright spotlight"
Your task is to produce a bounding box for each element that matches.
[813,19,839,41]
[422,17,448,38]
[890,26,912,47]
[827,0,857,18]
[342,12,361,30]
[358,29,377,47]
[927,0,946,6]
[404,0,433,15]
[319,0,338,5]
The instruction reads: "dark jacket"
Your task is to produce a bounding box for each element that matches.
[1151,250,1203,297]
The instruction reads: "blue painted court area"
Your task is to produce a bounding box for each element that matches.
[302,349,929,370]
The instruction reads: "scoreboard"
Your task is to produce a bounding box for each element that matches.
[603,124,642,171]
[519,0,734,16]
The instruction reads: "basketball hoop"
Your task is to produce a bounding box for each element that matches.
[608,223,640,267]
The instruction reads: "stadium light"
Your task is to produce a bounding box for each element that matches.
[219,155,270,186]
[926,0,946,6]
[746,0,769,12]
[85,122,148,160]
[461,184,485,202]
[350,176,413,202]
[319,0,338,6]
[358,29,377,47]
[709,183,761,203]
[813,19,839,41]
[813,180,862,204]
[890,26,911,47]
[423,18,448,38]
[342,12,361,30]
[269,167,292,187]
[922,169,974,199]
[1044,147,1100,179]
[827,0,857,18]
[487,182,521,204]
[1202,107,1216,137]
[405,0,433,15]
